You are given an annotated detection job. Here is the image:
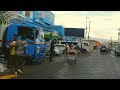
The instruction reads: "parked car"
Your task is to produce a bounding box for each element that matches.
[115,45,120,56]
[100,45,109,53]
[54,44,66,55]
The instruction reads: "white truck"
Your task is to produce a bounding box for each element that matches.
[78,40,93,53]
[58,40,93,53]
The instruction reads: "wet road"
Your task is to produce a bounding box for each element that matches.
[15,50,120,79]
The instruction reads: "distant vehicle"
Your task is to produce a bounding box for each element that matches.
[54,44,66,55]
[55,44,66,53]
[100,45,109,53]
[80,41,92,53]
[114,45,120,56]
[59,40,92,53]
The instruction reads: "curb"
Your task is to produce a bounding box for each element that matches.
[0,74,16,79]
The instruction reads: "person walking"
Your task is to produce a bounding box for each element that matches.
[49,39,55,62]
[14,34,28,76]
[65,43,69,55]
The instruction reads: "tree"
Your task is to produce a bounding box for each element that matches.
[0,11,10,24]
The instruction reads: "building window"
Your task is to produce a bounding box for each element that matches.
[72,37,75,40]
[67,36,70,41]
[25,11,30,17]
[36,12,40,19]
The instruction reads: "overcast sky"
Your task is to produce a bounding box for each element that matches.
[51,11,120,41]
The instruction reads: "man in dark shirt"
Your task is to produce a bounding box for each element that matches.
[49,39,55,62]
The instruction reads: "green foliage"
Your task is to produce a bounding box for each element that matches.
[0,11,10,24]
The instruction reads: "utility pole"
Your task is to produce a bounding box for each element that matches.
[111,36,112,47]
[118,28,120,44]
[85,16,89,40]
[88,21,91,40]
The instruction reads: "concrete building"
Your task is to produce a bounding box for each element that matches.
[64,28,85,42]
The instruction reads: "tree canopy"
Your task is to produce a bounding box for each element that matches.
[0,11,10,24]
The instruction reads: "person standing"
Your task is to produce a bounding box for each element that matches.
[65,43,69,55]
[49,39,55,62]
[15,34,28,76]
[5,44,11,69]
[6,34,18,72]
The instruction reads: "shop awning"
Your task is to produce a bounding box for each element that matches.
[44,32,62,39]
[34,19,45,25]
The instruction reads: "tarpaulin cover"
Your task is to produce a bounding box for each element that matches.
[5,24,18,46]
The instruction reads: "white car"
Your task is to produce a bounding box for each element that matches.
[54,47,62,55]
[54,44,66,55]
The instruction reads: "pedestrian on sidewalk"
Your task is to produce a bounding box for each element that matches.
[49,39,55,62]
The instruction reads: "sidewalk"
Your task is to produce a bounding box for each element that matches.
[0,59,17,79]
[0,56,50,79]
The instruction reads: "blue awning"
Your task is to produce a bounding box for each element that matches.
[23,21,42,29]
[9,18,42,29]
[34,19,45,25]
[11,23,42,30]
[42,27,52,32]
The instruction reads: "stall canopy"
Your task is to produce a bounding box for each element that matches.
[44,32,62,39]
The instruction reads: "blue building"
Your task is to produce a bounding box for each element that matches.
[1,11,65,60]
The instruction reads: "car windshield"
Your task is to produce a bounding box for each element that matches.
[55,45,65,47]
[101,45,106,48]
[116,47,120,50]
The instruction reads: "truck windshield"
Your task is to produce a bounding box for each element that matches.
[18,26,34,41]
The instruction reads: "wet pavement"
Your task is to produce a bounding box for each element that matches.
[12,50,120,79]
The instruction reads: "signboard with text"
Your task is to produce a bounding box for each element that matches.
[40,11,55,25]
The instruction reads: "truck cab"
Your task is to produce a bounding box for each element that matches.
[0,24,46,61]
[82,41,91,52]
[77,40,92,53]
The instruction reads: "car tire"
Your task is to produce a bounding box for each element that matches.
[115,51,116,56]
[115,51,118,56]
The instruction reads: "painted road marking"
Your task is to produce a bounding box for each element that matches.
[0,74,16,79]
